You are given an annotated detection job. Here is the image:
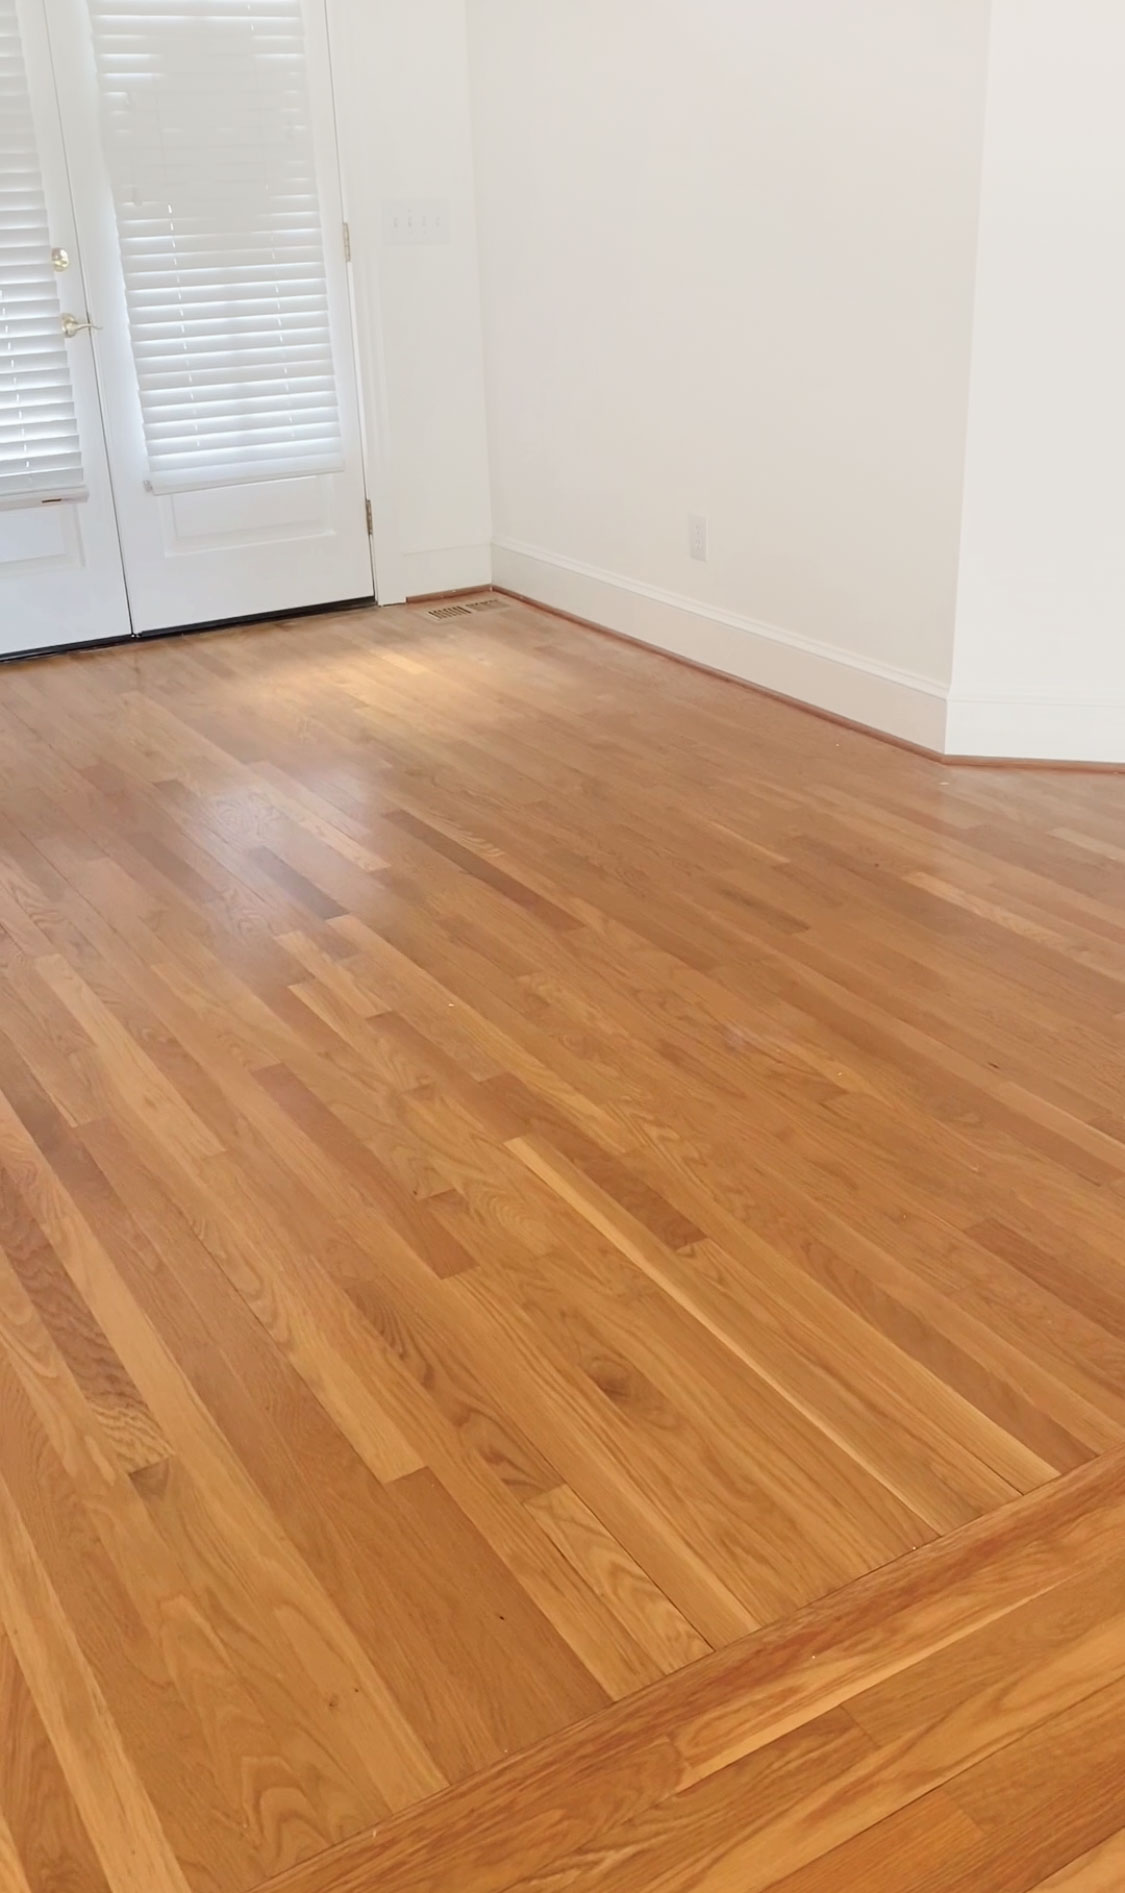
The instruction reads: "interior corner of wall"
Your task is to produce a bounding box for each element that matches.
[492,540,951,757]
[402,544,493,599]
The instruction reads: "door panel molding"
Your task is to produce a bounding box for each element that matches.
[1,0,130,655]
[43,0,376,633]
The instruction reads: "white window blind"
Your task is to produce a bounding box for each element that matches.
[89,0,343,491]
[0,0,84,503]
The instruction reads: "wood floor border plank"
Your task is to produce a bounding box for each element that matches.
[5,603,1125,1891]
[250,1447,1125,1893]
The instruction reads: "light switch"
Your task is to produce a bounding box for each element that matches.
[382,199,451,246]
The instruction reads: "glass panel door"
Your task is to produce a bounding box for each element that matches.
[47,0,374,633]
[0,0,129,656]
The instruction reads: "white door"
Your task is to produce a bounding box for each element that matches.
[49,0,375,634]
[0,0,130,656]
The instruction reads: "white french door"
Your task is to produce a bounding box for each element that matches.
[1,0,130,653]
[2,0,373,657]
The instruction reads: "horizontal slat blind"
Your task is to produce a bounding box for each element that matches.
[0,0,84,502]
[89,0,344,490]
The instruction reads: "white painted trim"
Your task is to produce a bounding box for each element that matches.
[493,538,950,752]
[326,0,405,605]
[945,695,1125,764]
[402,544,492,598]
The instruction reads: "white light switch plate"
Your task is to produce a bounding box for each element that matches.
[382,199,451,246]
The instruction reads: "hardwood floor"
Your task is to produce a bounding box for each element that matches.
[0,593,1123,1891]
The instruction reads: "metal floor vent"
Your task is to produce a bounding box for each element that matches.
[423,595,511,622]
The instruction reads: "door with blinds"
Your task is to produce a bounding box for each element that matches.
[3,0,373,655]
[1,0,130,654]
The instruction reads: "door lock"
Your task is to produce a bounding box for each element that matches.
[60,312,100,339]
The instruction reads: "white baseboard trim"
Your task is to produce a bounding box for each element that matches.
[492,538,949,753]
[402,544,492,599]
[945,695,1125,765]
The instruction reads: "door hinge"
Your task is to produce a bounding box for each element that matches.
[343,221,352,263]
[365,497,373,535]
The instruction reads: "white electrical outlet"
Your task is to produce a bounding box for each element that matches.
[382,199,451,246]
[689,514,709,562]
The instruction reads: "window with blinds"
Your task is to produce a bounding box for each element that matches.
[89,0,344,491]
[0,0,84,504]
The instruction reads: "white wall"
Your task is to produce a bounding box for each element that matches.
[331,0,1121,761]
[949,0,1125,761]
[331,0,491,600]
[467,0,993,748]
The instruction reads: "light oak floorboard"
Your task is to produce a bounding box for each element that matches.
[1,597,1124,1891]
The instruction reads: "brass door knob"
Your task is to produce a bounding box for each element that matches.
[60,312,100,338]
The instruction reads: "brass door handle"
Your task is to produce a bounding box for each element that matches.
[60,312,100,338]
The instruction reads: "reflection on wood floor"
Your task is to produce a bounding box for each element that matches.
[1,594,1124,1892]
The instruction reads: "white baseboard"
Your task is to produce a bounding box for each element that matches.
[945,695,1125,765]
[492,538,949,753]
[490,539,1125,764]
[402,544,492,599]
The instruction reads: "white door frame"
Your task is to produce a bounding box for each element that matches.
[4,0,406,647]
[1,0,131,655]
[47,0,380,632]
[324,0,406,606]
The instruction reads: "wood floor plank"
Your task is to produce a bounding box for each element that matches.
[0,1253,373,1883]
[0,1081,448,1819]
[0,1806,38,1893]
[0,1469,197,1893]
[753,1793,986,1893]
[0,1165,171,1476]
[2,599,1125,1892]
[524,1485,711,1681]
[258,1448,1125,1893]
[0,1626,113,1893]
[0,1352,265,1893]
[1028,1831,1125,1892]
